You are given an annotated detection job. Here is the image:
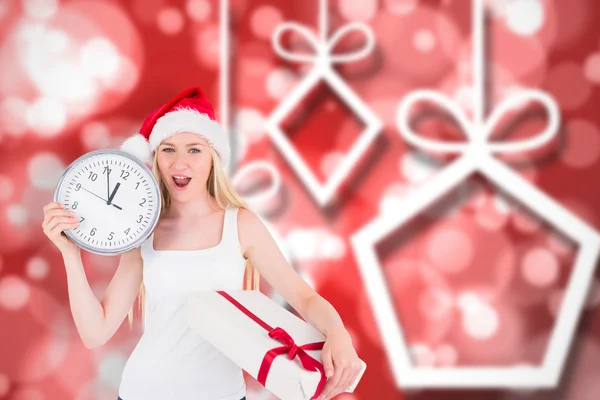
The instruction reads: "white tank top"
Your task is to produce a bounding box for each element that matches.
[118,206,247,400]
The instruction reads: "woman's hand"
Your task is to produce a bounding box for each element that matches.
[318,329,362,400]
[42,202,80,256]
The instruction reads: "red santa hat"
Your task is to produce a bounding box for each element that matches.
[120,87,230,169]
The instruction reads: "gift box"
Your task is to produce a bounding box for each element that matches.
[184,290,366,400]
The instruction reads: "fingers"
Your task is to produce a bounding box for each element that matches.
[42,203,77,227]
[320,359,363,399]
[321,348,334,380]
[319,363,344,400]
[46,216,79,233]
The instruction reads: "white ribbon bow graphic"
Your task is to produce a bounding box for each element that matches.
[271,0,375,68]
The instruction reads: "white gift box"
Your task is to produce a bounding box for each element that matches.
[184,290,366,400]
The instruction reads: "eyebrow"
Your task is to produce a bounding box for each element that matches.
[160,142,206,147]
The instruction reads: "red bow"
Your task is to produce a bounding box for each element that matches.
[217,291,327,400]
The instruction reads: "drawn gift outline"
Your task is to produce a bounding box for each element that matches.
[350,0,600,389]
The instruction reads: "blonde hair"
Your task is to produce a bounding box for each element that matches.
[127,145,260,329]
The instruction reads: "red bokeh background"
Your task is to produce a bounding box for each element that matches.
[0,0,599,399]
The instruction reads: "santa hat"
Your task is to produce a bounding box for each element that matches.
[120,87,230,169]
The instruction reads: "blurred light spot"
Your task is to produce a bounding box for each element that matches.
[584,52,600,84]
[23,0,58,20]
[0,373,9,396]
[286,228,345,261]
[427,227,473,274]
[413,29,436,53]
[250,6,283,40]
[339,0,377,22]
[409,344,436,366]
[400,152,440,183]
[266,68,298,100]
[81,121,112,150]
[194,23,220,69]
[0,97,29,136]
[522,247,559,287]
[28,152,65,190]
[492,194,511,214]
[436,344,458,366]
[560,119,600,169]
[97,351,128,389]
[487,0,514,17]
[0,275,31,310]
[26,257,50,281]
[385,0,417,15]
[80,37,121,82]
[546,62,592,111]
[186,0,211,22]
[157,7,185,35]
[505,0,544,36]
[26,97,67,137]
[102,57,139,94]
[476,203,508,231]
[379,183,414,216]
[6,204,28,226]
[233,109,265,144]
[0,175,15,202]
[461,300,499,340]
[418,288,453,320]
[320,152,344,179]
[44,29,70,54]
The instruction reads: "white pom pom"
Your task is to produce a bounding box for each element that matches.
[120,134,152,165]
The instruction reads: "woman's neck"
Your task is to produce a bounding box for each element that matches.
[164,195,221,220]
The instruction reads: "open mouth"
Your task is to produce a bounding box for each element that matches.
[172,176,192,188]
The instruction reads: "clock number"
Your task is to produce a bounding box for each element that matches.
[139,198,146,207]
[136,215,143,223]
[88,171,98,181]
[124,228,130,235]
[120,170,130,180]
[103,166,111,174]
[75,183,81,191]
[90,228,96,236]
[80,216,85,223]
[108,232,114,240]
[72,201,78,210]
[135,182,140,190]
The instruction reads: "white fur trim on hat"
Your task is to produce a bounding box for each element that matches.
[149,106,230,169]
[120,133,152,165]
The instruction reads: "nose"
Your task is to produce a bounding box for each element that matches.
[172,154,190,171]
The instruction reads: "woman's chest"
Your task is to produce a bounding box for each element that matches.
[142,250,246,295]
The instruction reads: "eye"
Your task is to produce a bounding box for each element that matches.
[161,148,174,152]
[190,148,201,153]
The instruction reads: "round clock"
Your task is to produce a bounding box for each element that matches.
[54,149,162,255]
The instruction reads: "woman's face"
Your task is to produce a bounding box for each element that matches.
[156,132,213,202]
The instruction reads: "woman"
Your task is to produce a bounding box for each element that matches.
[42,87,361,400]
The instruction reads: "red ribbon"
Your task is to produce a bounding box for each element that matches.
[217,291,327,400]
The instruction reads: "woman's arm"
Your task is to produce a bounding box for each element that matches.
[238,209,362,399]
[62,246,143,348]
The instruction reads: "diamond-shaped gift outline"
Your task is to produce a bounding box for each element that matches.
[350,0,600,390]
[263,0,384,207]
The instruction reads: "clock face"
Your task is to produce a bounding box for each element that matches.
[54,149,161,255]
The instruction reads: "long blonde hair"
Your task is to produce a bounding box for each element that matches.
[127,145,261,329]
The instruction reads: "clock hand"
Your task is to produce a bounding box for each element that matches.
[106,167,111,205]
[79,186,122,209]
[107,182,121,205]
